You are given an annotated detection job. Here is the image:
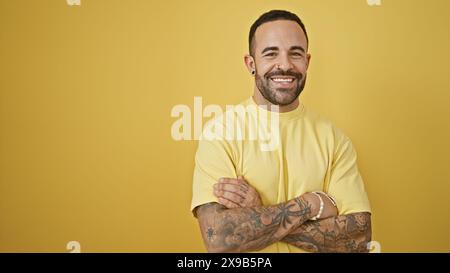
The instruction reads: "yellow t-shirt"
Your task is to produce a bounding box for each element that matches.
[191,97,371,253]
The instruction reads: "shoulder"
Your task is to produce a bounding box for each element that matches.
[302,105,350,145]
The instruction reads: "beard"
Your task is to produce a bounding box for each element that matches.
[255,69,307,106]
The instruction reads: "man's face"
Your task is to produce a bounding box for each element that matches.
[252,20,310,106]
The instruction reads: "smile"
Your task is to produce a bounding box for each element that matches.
[269,76,296,86]
[270,77,295,83]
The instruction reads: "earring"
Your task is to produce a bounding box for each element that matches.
[251,70,255,75]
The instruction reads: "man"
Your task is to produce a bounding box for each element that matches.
[190,10,372,253]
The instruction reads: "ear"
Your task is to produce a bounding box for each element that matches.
[244,54,256,75]
[305,53,312,70]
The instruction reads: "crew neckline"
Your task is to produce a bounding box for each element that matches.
[247,96,305,121]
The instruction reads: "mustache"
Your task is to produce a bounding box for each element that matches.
[265,70,303,80]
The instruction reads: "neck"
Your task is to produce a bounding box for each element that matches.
[252,86,299,113]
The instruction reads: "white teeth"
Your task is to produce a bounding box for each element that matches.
[272,78,293,82]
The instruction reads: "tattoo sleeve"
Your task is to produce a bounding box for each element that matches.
[282,212,372,253]
[195,196,314,253]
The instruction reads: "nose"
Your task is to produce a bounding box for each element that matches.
[276,52,294,71]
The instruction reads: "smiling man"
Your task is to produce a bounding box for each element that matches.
[191,10,372,253]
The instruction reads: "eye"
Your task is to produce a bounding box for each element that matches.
[290,52,303,58]
[264,52,277,57]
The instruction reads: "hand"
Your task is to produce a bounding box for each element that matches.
[302,192,338,220]
[213,176,263,209]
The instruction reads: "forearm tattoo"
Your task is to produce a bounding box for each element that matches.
[196,197,313,252]
[282,212,372,253]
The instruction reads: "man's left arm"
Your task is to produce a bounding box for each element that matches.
[281,212,371,253]
[287,133,373,252]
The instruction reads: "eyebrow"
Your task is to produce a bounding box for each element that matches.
[261,46,306,54]
[290,46,306,53]
[261,47,279,54]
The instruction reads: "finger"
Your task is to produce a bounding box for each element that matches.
[219,178,248,193]
[213,186,220,198]
[233,175,249,186]
[219,177,241,185]
[214,187,244,203]
[218,197,240,209]
[215,183,246,198]
[220,177,248,188]
[220,191,244,204]
[237,175,248,185]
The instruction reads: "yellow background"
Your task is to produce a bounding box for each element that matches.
[1,0,449,252]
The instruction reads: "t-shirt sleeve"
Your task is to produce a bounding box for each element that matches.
[326,134,371,215]
[190,137,237,215]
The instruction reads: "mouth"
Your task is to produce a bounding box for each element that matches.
[269,76,297,88]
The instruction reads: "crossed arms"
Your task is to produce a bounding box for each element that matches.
[195,177,371,253]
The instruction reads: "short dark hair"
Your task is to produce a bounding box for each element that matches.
[248,10,309,56]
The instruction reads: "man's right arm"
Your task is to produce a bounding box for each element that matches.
[195,194,317,253]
